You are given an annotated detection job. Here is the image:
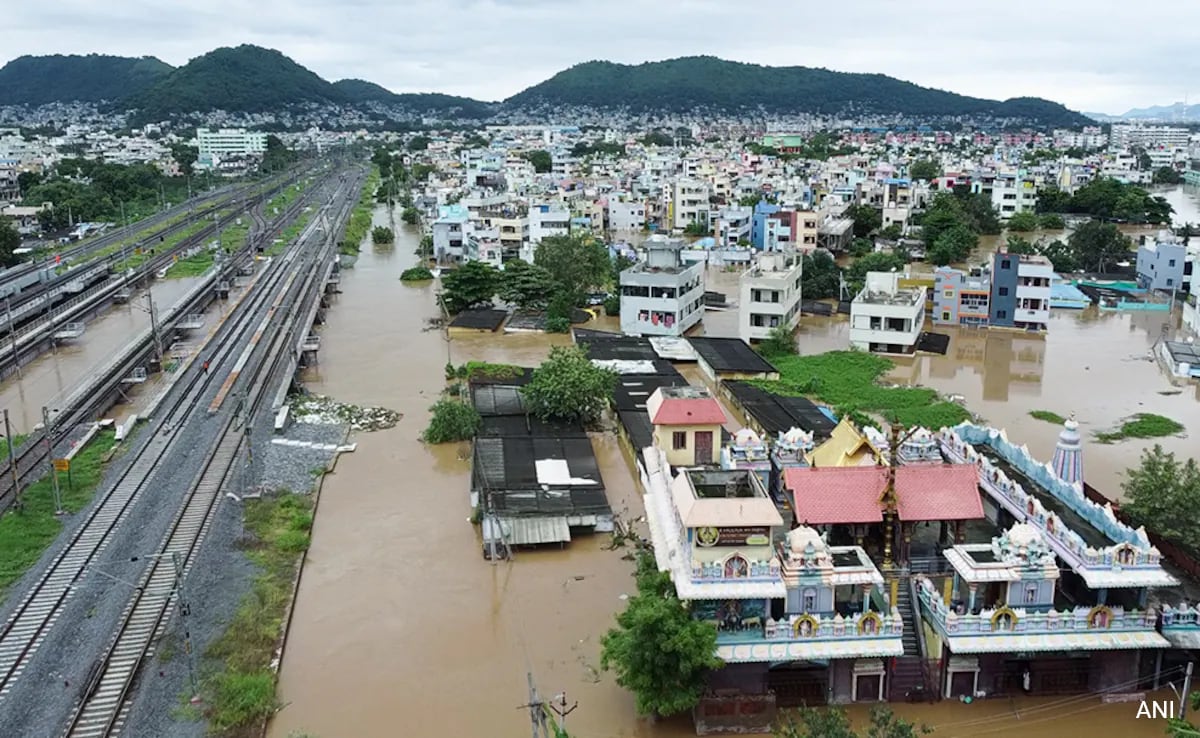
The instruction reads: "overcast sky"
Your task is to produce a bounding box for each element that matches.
[5,0,1199,114]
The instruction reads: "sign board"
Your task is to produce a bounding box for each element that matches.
[695,526,771,547]
[53,458,70,472]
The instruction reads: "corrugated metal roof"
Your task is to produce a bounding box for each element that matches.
[486,516,572,545]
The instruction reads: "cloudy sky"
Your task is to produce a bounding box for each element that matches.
[5,0,1199,114]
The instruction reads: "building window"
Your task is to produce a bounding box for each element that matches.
[1001,259,1012,270]
[1167,278,1174,286]
[998,287,1009,296]
[1025,583,1038,604]
[997,310,1007,319]
[941,311,951,321]
[803,588,816,611]
[943,289,954,299]
[672,431,687,450]
[1170,259,1176,267]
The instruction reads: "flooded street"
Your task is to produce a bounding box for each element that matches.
[0,276,207,433]
[270,209,1183,738]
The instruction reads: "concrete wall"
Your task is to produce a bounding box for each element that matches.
[653,423,721,466]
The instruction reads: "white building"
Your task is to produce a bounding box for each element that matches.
[432,204,470,264]
[669,178,711,231]
[196,128,269,157]
[990,173,1038,219]
[739,251,804,343]
[848,271,926,354]
[608,199,646,231]
[716,207,752,248]
[527,203,570,246]
[1111,124,1191,150]
[619,235,705,336]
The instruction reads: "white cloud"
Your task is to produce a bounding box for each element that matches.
[3,0,1198,113]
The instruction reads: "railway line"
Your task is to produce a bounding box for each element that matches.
[0,165,343,513]
[0,166,365,737]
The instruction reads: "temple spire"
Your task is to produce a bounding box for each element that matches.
[1051,413,1083,485]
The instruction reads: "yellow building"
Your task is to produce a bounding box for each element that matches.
[647,386,729,467]
[806,417,884,467]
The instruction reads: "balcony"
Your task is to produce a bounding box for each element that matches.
[915,576,1166,654]
[712,610,905,663]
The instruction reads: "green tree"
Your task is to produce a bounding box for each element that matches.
[440,260,498,313]
[954,190,1002,235]
[371,226,394,244]
[1038,213,1066,229]
[533,233,612,305]
[401,207,419,225]
[908,159,940,181]
[407,135,431,151]
[600,552,721,718]
[498,259,556,309]
[1153,166,1184,185]
[522,150,552,173]
[1137,151,1153,171]
[1005,235,1037,255]
[1035,187,1072,214]
[1121,445,1200,553]
[759,324,797,357]
[260,134,298,173]
[683,221,711,237]
[1068,220,1132,273]
[848,237,874,257]
[918,193,966,246]
[0,217,21,267]
[927,224,978,266]
[610,252,635,288]
[775,706,930,738]
[417,234,434,259]
[845,204,882,238]
[1040,239,1079,272]
[802,251,842,299]
[422,398,481,444]
[521,345,616,424]
[846,251,906,293]
[878,223,903,240]
[1006,210,1039,232]
[169,143,198,177]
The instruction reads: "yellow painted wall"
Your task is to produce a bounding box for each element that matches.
[691,543,775,567]
[654,424,722,466]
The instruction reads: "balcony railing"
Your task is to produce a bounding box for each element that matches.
[916,576,1156,636]
[710,609,903,644]
[1161,604,1200,632]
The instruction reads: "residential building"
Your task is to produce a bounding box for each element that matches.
[527,203,570,245]
[1136,232,1186,292]
[989,173,1038,219]
[990,251,1052,332]
[816,217,854,252]
[933,266,992,327]
[739,251,803,343]
[619,235,705,336]
[0,161,18,203]
[669,178,711,231]
[431,204,470,264]
[646,385,728,467]
[608,199,646,231]
[196,127,268,157]
[1111,124,1191,150]
[848,272,926,354]
[716,207,753,248]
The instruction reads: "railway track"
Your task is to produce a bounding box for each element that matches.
[59,172,363,738]
[0,169,341,513]
[0,171,360,723]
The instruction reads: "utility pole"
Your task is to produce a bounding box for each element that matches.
[42,406,62,514]
[146,292,163,367]
[517,672,551,738]
[6,296,20,378]
[548,691,578,736]
[5,409,22,511]
[170,550,199,698]
[1182,661,1195,721]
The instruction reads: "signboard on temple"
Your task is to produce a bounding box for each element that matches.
[695,526,771,547]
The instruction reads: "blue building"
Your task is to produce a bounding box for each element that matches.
[1135,234,1187,292]
[750,201,781,249]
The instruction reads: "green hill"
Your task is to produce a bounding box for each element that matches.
[126,45,345,118]
[332,80,493,117]
[332,78,397,103]
[0,54,172,105]
[503,56,1091,126]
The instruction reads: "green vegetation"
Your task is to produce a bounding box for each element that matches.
[260,135,299,174]
[0,53,171,106]
[371,226,394,244]
[845,204,882,238]
[521,346,616,424]
[1095,413,1184,443]
[1122,445,1200,557]
[1038,213,1066,229]
[505,57,1089,126]
[0,430,118,601]
[1029,410,1067,425]
[683,221,711,237]
[845,252,906,295]
[522,150,552,173]
[774,706,929,738]
[600,551,722,718]
[751,351,970,429]
[801,251,842,300]
[338,167,380,256]
[440,261,498,313]
[164,250,215,278]
[0,218,19,268]
[265,179,307,215]
[498,259,556,309]
[918,190,999,266]
[908,159,941,181]
[759,324,798,357]
[1006,210,1039,232]
[1153,166,1184,185]
[23,157,202,231]
[1036,178,1173,224]
[399,266,434,281]
[571,141,625,158]
[202,493,312,735]
[422,398,481,444]
[449,361,524,381]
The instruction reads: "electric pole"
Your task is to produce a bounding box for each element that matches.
[1182,661,1195,721]
[549,691,578,736]
[5,409,22,511]
[171,551,198,697]
[146,292,163,367]
[42,406,62,514]
[517,672,552,738]
[6,297,20,378]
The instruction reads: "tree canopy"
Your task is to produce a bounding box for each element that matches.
[1037,179,1172,224]
[1006,210,1039,232]
[927,224,978,266]
[22,157,196,230]
[845,204,882,238]
[801,251,842,300]
[498,259,556,309]
[261,135,298,173]
[522,149,552,173]
[533,233,612,304]
[1121,445,1200,554]
[0,218,21,268]
[440,260,498,313]
[1067,221,1132,273]
[846,251,906,294]
[908,159,940,181]
[600,551,722,718]
[521,345,616,424]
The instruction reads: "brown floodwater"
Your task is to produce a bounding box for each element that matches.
[269,206,1188,737]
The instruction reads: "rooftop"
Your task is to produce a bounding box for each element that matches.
[647,385,729,426]
[688,337,779,376]
[448,308,508,331]
[723,381,837,439]
[671,468,783,528]
[784,464,983,525]
[1164,340,1200,366]
[855,286,924,307]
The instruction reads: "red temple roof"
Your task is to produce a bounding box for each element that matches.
[784,464,983,525]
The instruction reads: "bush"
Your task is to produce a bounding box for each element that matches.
[758,324,797,357]
[207,671,277,732]
[371,226,394,244]
[603,294,621,316]
[546,316,570,333]
[423,398,481,443]
[400,266,434,281]
[1038,213,1066,229]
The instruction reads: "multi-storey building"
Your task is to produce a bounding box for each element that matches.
[431,204,470,264]
[619,235,705,336]
[990,251,1052,332]
[739,252,803,343]
[527,203,570,245]
[848,272,926,354]
[716,207,752,247]
[669,178,711,231]
[989,173,1038,219]
[1111,124,1191,150]
[1136,233,1187,292]
[607,199,646,231]
[196,128,268,157]
[933,266,993,327]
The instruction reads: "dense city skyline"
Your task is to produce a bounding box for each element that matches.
[5,0,1199,115]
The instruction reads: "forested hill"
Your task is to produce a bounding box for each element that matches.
[0,54,172,105]
[503,56,1092,126]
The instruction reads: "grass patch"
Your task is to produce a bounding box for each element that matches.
[338,167,382,256]
[1095,413,1185,444]
[202,493,312,735]
[270,206,317,257]
[1029,410,1067,425]
[452,361,524,381]
[164,251,216,279]
[0,429,118,601]
[750,351,971,429]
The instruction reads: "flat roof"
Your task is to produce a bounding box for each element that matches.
[573,330,661,362]
[449,308,508,331]
[1165,341,1200,365]
[614,371,688,412]
[471,385,526,416]
[723,381,836,439]
[473,436,610,517]
[688,337,778,375]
